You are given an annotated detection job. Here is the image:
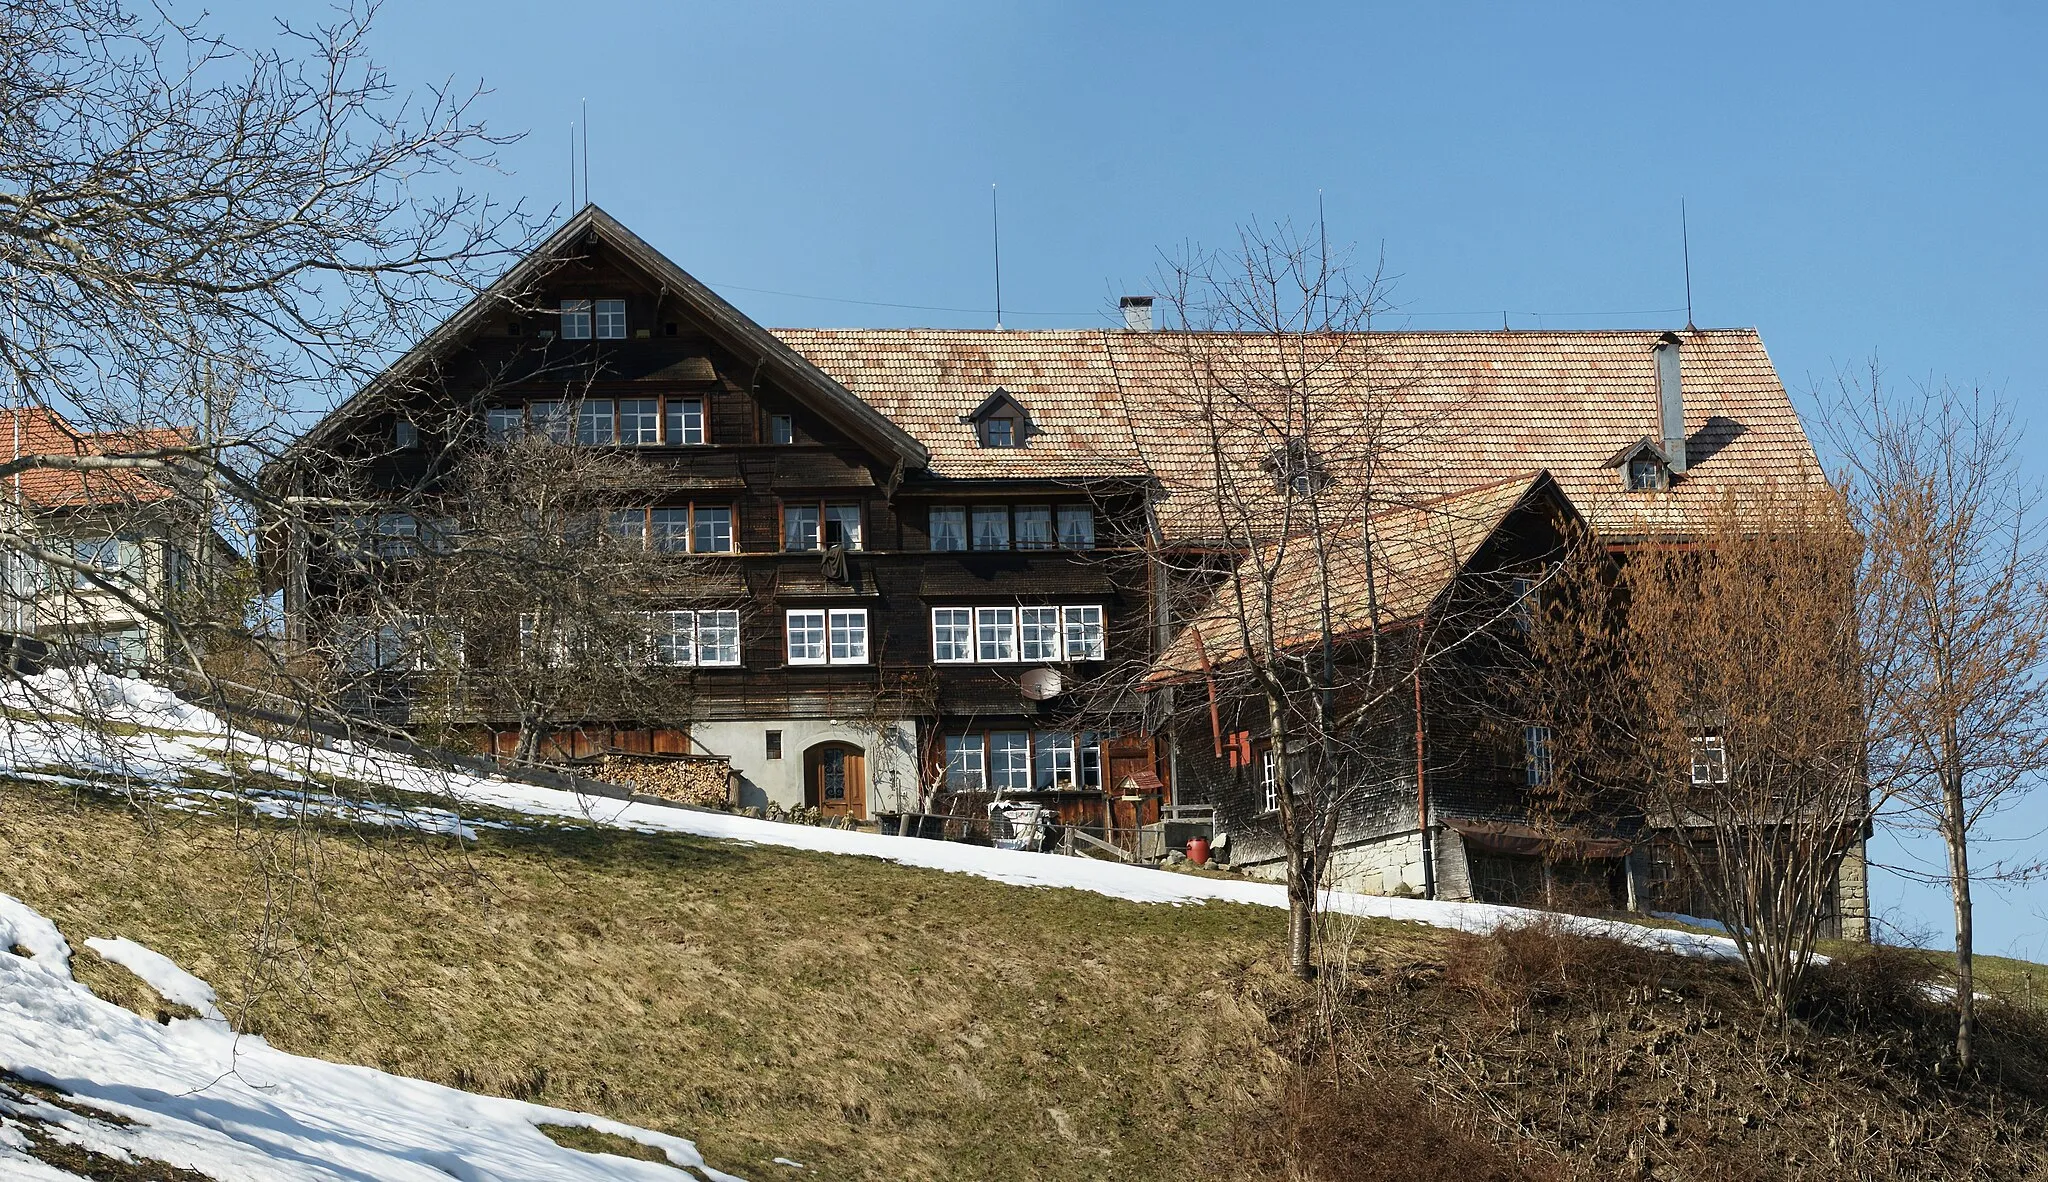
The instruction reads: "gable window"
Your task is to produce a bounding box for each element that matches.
[1062,605,1105,660]
[1019,607,1062,661]
[990,731,1031,790]
[971,506,1010,551]
[1510,574,1537,632]
[768,413,795,445]
[395,420,419,450]
[1524,725,1555,787]
[577,399,615,445]
[1260,748,1279,814]
[1691,733,1729,785]
[932,608,974,662]
[983,417,1017,448]
[1057,506,1096,550]
[666,398,706,445]
[786,608,867,665]
[559,300,592,340]
[1628,457,1666,491]
[619,399,660,445]
[929,506,968,552]
[1014,505,1054,550]
[945,735,986,791]
[595,299,627,340]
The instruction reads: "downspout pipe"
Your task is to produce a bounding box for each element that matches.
[1415,659,1433,900]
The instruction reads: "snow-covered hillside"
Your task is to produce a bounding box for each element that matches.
[0,667,1746,1179]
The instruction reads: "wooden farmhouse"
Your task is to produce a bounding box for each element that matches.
[263,206,1866,936]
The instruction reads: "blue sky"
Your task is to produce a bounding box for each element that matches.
[229,2,2045,955]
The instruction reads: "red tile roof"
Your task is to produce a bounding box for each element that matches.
[0,408,192,509]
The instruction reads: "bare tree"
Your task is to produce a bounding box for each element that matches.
[1834,375,2048,1072]
[0,0,525,701]
[1529,488,1876,1021]
[1136,220,1466,979]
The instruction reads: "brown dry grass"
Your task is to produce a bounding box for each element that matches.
[0,775,1302,1180]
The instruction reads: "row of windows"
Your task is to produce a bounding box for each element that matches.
[929,504,1094,552]
[945,731,1102,792]
[1519,725,1726,788]
[558,299,628,341]
[336,604,1104,672]
[931,606,1104,663]
[487,397,710,447]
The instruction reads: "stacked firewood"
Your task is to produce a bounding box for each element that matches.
[595,755,732,808]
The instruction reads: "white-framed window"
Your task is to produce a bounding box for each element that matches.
[1019,607,1063,661]
[828,609,868,663]
[651,508,691,553]
[641,609,741,667]
[576,399,614,445]
[516,612,575,667]
[932,608,974,662]
[529,400,572,443]
[1260,748,1278,813]
[824,504,863,550]
[667,398,706,445]
[786,609,866,665]
[1525,725,1554,787]
[785,610,826,664]
[783,505,819,551]
[1014,505,1054,550]
[697,610,741,666]
[693,506,734,553]
[769,413,795,444]
[594,299,627,340]
[1061,605,1105,661]
[1691,733,1729,785]
[990,731,1031,790]
[486,407,523,440]
[1033,731,1077,789]
[559,300,593,340]
[71,538,143,589]
[606,510,647,547]
[618,399,660,445]
[929,506,967,552]
[975,606,1016,662]
[945,734,985,791]
[971,506,1010,551]
[1058,505,1096,550]
[1628,457,1666,492]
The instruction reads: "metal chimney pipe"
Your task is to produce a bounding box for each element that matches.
[1120,296,1155,333]
[1655,331,1687,474]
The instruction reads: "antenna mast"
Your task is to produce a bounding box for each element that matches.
[582,98,590,206]
[991,183,1003,331]
[569,122,577,208]
[1681,198,1695,330]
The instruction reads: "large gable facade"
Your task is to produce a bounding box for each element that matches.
[268,206,1854,927]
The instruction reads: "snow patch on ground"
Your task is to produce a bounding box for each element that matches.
[0,895,742,1180]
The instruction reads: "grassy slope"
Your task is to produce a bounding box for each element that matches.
[0,776,1316,1180]
[4,772,2044,1181]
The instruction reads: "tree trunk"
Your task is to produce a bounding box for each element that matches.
[1288,852,1317,981]
[1942,767,1976,1073]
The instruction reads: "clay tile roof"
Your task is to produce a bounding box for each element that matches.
[0,408,192,509]
[1144,472,1561,685]
[774,327,1822,539]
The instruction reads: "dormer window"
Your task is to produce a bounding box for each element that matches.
[962,387,1032,449]
[1605,437,1675,492]
[1263,438,1328,496]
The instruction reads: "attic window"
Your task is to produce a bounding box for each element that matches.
[983,417,1017,448]
[963,387,1032,448]
[1263,439,1328,495]
[1627,457,1667,492]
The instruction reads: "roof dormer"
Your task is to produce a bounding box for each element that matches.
[960,387,1033,449]
[1603,437,1675,492]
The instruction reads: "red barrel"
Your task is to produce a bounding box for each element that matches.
[1186,837,1211,866]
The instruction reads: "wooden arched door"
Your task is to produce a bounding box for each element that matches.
[805,742,866,821]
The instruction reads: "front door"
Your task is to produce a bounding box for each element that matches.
[807,742,866,820]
